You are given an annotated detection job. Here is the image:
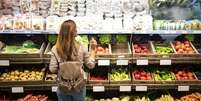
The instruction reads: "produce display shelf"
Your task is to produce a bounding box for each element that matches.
[0,57,44,64]
[0,81,201,92]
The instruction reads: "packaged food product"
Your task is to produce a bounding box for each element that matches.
[14,15,31,30]
[46,15,60,32]
[32,16,44,30]
[3,15,13,30]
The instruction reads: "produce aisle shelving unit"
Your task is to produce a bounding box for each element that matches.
[1,0,201,100]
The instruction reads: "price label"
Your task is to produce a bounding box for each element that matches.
[137,59,148,65]
[117,60,128,65]
[12,87,24,93]
[0,60,9,66]
[93,86,105,92]
[98,60,110,66]
[120,86,131,92]
[160,60,171,65]
[3,30,11,33]
[178,86,189,91]
[52,86,58,92]
[136,86,147,91]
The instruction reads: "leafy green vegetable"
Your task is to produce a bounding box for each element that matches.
[99,35,112,44]
[75,35,89,47]
[154,69,175,81]
[116,35,128,43]
[22,40,36,48]
[48,35,57,44]
[110,68,130,81]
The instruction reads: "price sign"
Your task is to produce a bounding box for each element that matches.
[160,59,171,65]
[136,59,148,65]
[178,86,189,91]
[52,86,58,92]
[12,87,24,93]
[0,60,9,66]
[98,60,110,66]
[117,60,128,65]
[119,86,131,92]
[136,86,147,91]
[93,86,105,92]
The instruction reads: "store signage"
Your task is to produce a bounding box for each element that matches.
[120,86,131,92]
[98,60,110,66]
[93,86,105,92]
[12,87,24,93]
[52,86,58,92]
[117,60,128,66]
[137,59,148,65]
[136,86,147,91]
[160,59,171,65]
[0,60,10,66]
[178,86,189,91]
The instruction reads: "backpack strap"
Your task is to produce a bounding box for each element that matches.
[51,51,59,67]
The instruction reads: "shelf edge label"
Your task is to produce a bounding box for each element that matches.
[160,59,171,65]
[120,86,131,92]
[93,86,105,92]
[98,60,110,66]
[178,86,189,91]
[52,86,58,92]
[137,59,148,65]
[0,60,10,66]
[117,60,128,65]
[136,86,147,91]
[12,87,24,93]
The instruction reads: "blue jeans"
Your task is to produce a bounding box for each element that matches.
[56,87,86,101]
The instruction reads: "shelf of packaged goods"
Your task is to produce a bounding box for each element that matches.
[1,30,201,34]
[0,30,57,34]
[134,30,201,34]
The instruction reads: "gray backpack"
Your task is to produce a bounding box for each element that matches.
[52,51,85,93]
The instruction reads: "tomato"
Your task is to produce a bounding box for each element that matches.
[140,76,146,80]
[135,74,140,79]
[134,44,138,48]
[184,41,190,44]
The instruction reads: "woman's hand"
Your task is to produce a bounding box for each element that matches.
[90,37,97,51]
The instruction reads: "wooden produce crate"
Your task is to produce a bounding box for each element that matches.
[131,69,154,84]
[174,69,198,84]
[0,42,46,58]
[153,72,176,84]
[192,43,201,54]
[151,41,175,58]
[109,67,131,84]
[88,74,109,85]
[0,67,46,86]
[43,43,52,58]
[132,42,154,58]
[111,43,132,62]
[87,67,109,84]
[171,41,199,57]
[89,44,112,59]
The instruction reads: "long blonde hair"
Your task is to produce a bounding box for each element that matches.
[56,20,79,61]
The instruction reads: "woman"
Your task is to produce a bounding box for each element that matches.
[49,20,96,101]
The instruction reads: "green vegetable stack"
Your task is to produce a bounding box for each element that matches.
[116,35,128,43]
[2,40,39,54]
[110,68,130,81]
[75,35,89,47]
[154,69,175,81]
[155,46,174,54]
[48,35,57,44]
[99,35,112,44]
